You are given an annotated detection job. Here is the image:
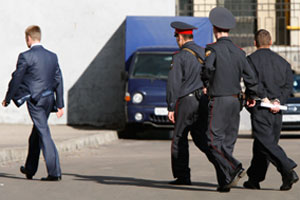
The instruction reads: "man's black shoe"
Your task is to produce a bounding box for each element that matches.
[280,170,299,191]
[229,166,246,187]
[41,175,62,181]
[217,185,231,192]
[20,166,33,180]
[243,180,261,189]
[168,178,191,185]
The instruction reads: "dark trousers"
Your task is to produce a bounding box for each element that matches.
[204,96,241,186]
[25,95,61,177]
[171,94,209,179]
[247,106,297,182]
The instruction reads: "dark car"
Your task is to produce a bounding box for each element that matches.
[124,47,178,129]
[282,74,300,129]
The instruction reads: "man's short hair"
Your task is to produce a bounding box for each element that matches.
[255,29,271,48]
[25,25,41,41]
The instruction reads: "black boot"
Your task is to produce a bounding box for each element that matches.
[243,179,261,189]
[169,177,191,185]
[280,170,299,191]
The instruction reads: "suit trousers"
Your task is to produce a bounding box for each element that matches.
[247,106,297,182]
[25,94,61,177]
[205,96,242,186]
[171,94,208,179]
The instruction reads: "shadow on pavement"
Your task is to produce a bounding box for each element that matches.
[118,126,174,140]
[63,173,217,192]
[0,173,30,181]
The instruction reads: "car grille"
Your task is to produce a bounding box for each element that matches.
[149,115,170,124]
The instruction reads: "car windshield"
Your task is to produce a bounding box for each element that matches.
[293,74,300,93]
[131,53,173,79]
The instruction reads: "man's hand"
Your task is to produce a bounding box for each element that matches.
[246,99,256,107]
[262,97,271,104]
[2,100,8,107]
[168,111,175,124]
[270,101,280,114]
[56,108,64,118]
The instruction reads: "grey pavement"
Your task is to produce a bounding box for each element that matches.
[0,124,118,163]
[0,138,299,200]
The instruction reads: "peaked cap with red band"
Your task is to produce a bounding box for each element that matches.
[170,21,197,35]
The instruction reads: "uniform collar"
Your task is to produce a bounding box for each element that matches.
[257,48,271,51]
[217,37,231,42]
[181,41,195,49]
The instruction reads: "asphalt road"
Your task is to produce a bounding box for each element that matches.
[0,134,300,200]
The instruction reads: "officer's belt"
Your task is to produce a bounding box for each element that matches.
[182,48,204,64]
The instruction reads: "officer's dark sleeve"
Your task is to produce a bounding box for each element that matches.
[280,63,293,103]
[201,48,216,84]
[166,55,182,111]
[54,56,64,108]
[5,53,27,103]
[242,56,258,98]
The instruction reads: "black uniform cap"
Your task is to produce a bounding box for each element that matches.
[170,21,197,35]
[209,7,236,30]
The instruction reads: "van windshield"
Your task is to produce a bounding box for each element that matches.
[131,53,173,79]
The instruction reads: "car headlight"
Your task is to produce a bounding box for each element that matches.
[134,113,143,121]
[132,93,143,104]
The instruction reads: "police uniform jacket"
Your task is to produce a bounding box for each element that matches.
[247,48,293,103]
[202,37,257,97]
[167,41,205,111]
[4,45,64,108]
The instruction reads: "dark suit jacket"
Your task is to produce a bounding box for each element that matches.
[5,45,64,108]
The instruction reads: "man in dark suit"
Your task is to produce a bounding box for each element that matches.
[244,29,298,191]
[2,25,64,181]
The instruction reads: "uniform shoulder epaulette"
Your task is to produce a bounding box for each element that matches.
[205,49,212,57]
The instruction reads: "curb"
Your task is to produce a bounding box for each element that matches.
[0,131,119,164]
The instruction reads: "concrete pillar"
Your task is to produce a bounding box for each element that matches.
[257,0,276,41]
[290,0,300,46]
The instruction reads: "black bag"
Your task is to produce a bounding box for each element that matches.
[195,89,203,101]
[239,92,246,111]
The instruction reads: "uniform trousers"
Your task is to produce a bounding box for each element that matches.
[247,106,297,182]
[205,96,242,186]
[171,94,208,179]
[25,94,61,177]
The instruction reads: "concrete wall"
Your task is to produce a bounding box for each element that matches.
[0,0,175,126]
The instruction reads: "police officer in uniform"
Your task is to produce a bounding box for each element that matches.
[201,7,258,192]
[167,21,209,185]
[243,29,298,190]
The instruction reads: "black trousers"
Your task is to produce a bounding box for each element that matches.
[246,106,297,182]
[171,94,209,179]
[25,95,61,177]
[204,96,241,186]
